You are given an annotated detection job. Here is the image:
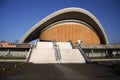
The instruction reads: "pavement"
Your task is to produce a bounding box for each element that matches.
[0,63,120,80]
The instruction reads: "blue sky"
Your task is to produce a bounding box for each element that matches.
[0,0,120,44]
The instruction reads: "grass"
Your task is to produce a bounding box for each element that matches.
[0,62,31,77]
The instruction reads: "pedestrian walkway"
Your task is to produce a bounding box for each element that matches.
[1,63,120,80]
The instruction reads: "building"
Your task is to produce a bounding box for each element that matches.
[0,41,31,59]
[19,7,108,44]
[18,7,120,63]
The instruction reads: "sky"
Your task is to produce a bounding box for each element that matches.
[0,0,120,44]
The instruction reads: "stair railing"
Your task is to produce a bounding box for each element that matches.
[26,44,34,62]
[53,41,61,63]
[70,42,91,63]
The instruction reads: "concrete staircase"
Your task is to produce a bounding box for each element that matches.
[28,42,85,63]
[60,49,85,63]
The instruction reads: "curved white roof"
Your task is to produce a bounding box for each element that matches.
[19,7,109,44]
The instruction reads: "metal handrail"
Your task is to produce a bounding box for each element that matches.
[73,44,91,63]
[68,40,74,49]
[57,45,61,60]
[53,41,61,63]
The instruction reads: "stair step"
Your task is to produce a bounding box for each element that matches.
[28,42,85,63]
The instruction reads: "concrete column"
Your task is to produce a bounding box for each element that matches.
[101,50,104,57]
[105,50,108,57]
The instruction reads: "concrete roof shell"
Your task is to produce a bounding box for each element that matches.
[19,7,109,44]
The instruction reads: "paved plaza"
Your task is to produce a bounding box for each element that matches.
[0,63,120,80]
